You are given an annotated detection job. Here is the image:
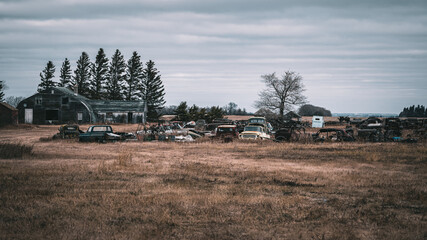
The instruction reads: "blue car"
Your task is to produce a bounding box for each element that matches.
[79,125,121,142]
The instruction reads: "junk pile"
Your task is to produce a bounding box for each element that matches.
[312,117,424,143]
[135,122,207,142]
[49,116,425,144]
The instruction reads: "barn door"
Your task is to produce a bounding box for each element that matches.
[128,112,133,124]
[25,108,33,124]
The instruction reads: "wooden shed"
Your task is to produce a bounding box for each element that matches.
[0,102,18,126]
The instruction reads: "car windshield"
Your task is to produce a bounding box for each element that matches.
[92,126,111,132]
[218,127,234,132]
[244,126,261,132]
[249,118,266,124]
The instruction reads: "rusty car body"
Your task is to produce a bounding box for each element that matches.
[312,128,355,142]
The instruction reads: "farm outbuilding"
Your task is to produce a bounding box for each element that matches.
[17,87,147,124]
[283,111,302,121]
[0,102,18,127]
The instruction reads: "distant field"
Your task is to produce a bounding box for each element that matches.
[0,125,426,239]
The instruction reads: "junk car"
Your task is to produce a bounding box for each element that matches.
[312,128,355,142]
[239,125,270,140]
[216,125,239,142]
[273,119,306,142]
[79,125,122,142]
[55,124,83,139]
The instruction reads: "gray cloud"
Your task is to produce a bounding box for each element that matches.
[0,0,426,113]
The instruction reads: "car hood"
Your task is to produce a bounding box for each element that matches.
[240,131,262,135]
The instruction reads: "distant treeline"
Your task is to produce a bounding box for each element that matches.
[161,101,251,123]
[298,104,332,116]
[399,105,427,117]
[169,102,225,123]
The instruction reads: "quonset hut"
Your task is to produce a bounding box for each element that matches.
[17,87,147,124]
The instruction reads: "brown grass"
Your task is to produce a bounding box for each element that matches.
[0,125,426,239]
[0,142,34,159]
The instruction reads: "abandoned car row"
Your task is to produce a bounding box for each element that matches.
[48,115,427,143]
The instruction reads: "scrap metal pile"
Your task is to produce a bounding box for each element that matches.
[50,116,426,144]
[312,117,426,143]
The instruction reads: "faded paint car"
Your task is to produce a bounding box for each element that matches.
[53,124,84,139]
[312,128,354,142]
[239,125,271,140]
[216,125,239,142]
[248,116,273,133]
[79,125,122,142]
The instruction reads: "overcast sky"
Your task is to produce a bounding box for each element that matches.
[1,0,426,113]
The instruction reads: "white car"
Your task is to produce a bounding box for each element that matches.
[239,125,271,140]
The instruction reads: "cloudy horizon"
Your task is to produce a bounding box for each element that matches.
[1,0,426,114]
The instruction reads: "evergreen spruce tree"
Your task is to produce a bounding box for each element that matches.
[174,101,189,121]
[399,105,427,117]
[207,106,224,122]
[72,52,91,97]
[38,61,56,92]
[188,104,200,120]
[58,58,72,88]
[140,60,166,121]
[125,51,143,101]
[0,80,6,101]
[106,49,126,100]
[198,108,208,121]
[90,48,109,99]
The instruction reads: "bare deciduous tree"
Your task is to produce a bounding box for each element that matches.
[5,96,25,107]
[255,71,307,119]
[0,80,7,102]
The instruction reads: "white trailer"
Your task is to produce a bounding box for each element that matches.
[312,116,324,128]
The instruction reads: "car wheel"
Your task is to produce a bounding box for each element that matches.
[275,136,285,142]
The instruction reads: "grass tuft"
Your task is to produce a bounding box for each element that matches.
[115,149,133,167]
[0,142,34,159]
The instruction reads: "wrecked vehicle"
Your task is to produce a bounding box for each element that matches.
[402,118,423,129]
[275,128,303,142]
[216,125,239,142]
[195,119,207,131]
[356,117,384,142]
[383,118,403,141]
[273,119,306,142]
[357,128,384,142]
[248,116,267,125]
[54,124,83,139]
[79,125,134,142]
[350,118,363,125]
[358,117,383,129]
[248,116,273,133]
[312,128,355,142]
[239,125,271,140]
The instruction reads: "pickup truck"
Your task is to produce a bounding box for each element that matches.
[239,125,271,140]
[216,125,239,142]
[79,125,123,142]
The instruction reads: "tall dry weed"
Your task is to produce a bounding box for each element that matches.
[97,159,109,174]
[115,149,133,167]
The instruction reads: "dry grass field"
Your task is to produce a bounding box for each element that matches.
[0,125,426,239]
